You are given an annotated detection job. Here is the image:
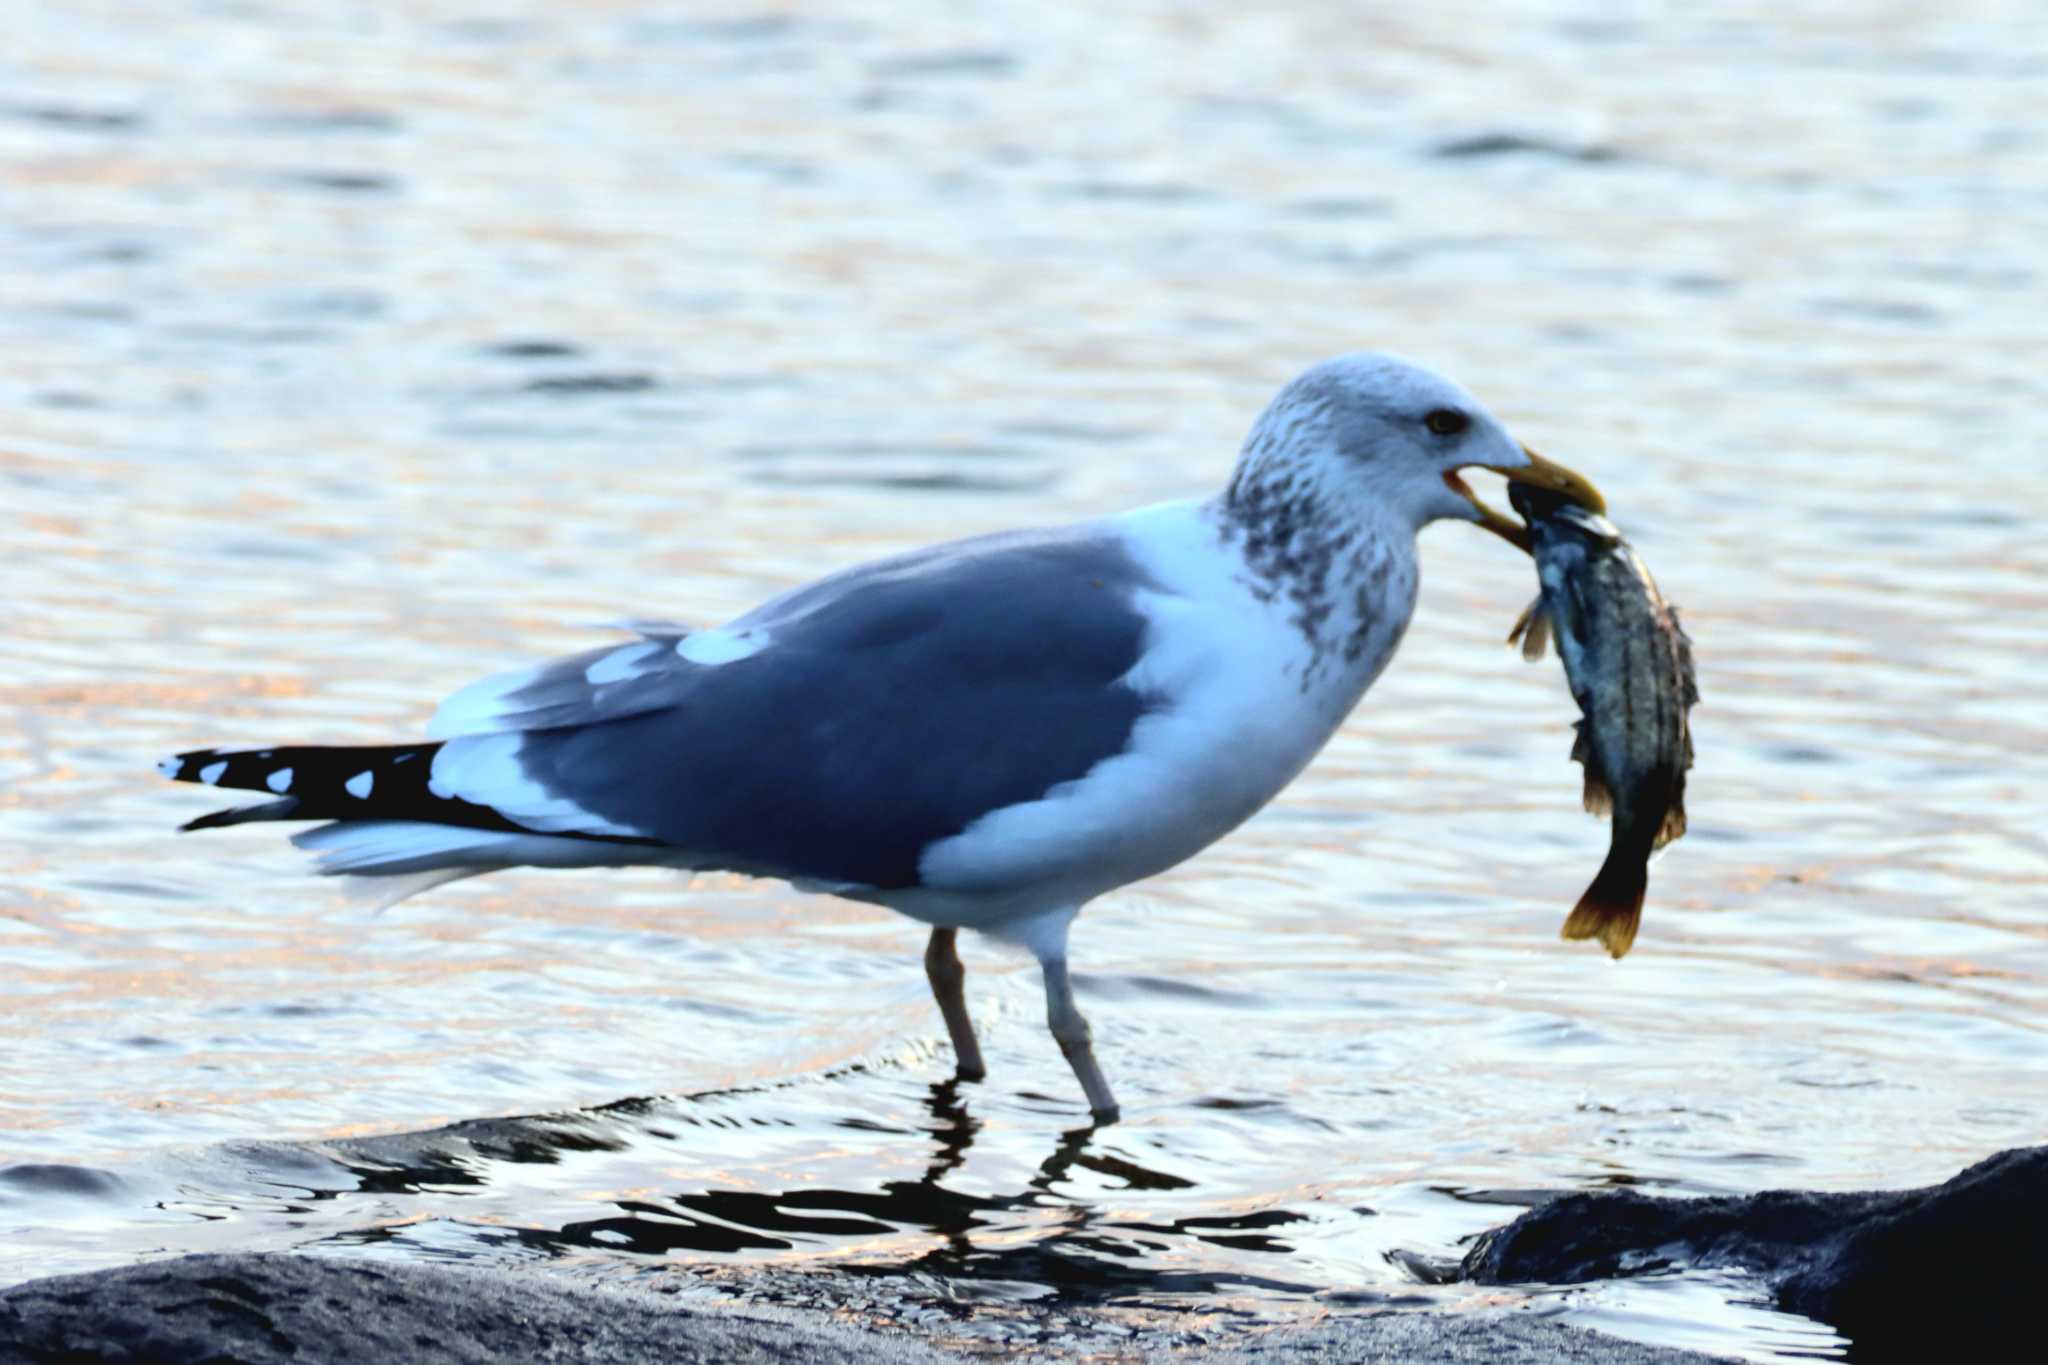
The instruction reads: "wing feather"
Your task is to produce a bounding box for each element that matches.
[427,628,699,739]
[424,526,1159,889]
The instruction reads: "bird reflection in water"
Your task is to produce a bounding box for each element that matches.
[439,1079,1319,1303]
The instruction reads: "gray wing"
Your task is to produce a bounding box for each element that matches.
[427,619,693,738]
[426,525,1161,891]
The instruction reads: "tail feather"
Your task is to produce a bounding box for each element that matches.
[1561,843,1646,959]
[161,740,663,906]
[291,819,655,880]
[161,741,519,834]
[291,819,534,874]
[180,796,302,832]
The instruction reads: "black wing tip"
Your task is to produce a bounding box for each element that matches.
[179,806,237,832]
[166,747,238,829]
[179,796,302,832]
[159,747,259,784]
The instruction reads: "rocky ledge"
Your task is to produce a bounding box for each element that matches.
[0,1254,961,1365]
[0,1252,1724,1365]
[1462,1145,2046,1363]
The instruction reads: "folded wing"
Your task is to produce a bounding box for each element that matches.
[403,526,1163,892]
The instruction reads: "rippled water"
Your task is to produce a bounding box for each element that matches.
[4,2,2044,1360]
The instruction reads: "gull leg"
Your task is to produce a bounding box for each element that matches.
[924,928,986,1081]
[1042,956,1120,1124]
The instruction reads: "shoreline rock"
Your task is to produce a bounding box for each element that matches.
[0,1254,961,1365]
[1462,1144,2047,1363]
[0,1252,1729,1365]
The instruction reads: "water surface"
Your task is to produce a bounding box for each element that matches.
[4,2,2045,1360]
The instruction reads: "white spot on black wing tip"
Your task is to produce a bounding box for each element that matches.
[155,756,182,778]
[199,761,228,785]
[345,770,374,799]
[266,767,295,793]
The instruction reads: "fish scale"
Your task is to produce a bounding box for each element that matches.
[1508,485,1698,958]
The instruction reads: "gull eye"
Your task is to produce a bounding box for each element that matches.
[1424,408,1470,438]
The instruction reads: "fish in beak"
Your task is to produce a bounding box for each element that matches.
[1445,448,1607,553]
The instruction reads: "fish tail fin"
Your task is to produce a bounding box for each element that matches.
[1562,847,1645,959]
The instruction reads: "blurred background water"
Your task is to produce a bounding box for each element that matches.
[2,1,2044,1359]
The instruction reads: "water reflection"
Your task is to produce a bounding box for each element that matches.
[2,1071,1842,1358]
[296,1078,1318,1303]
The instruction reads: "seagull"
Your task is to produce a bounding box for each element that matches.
[160,352,1602,1124]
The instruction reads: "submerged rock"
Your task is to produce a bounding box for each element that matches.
[1461,1146,2047,1362]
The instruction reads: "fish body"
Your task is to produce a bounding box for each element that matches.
[1508,486,1697,958]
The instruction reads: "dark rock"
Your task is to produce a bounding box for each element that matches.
[0,1250,1738,1365]
[1461,1186,1882,1285]
[1780,1147,2046,1364]
[1210,1311,1733,1363]
[0,1253,964,1365]
[1462,1146,2048,1362]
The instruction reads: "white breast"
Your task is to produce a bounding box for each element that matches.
[911,498,1418,919]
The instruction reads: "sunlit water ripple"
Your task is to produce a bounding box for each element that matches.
[3,2,2044,1361]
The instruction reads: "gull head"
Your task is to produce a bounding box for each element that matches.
[1227,351,1602,552]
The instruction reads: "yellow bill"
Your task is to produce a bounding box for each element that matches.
[1446,447,1606,553]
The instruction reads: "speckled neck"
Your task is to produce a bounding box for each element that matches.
[1213,462,1418,687]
